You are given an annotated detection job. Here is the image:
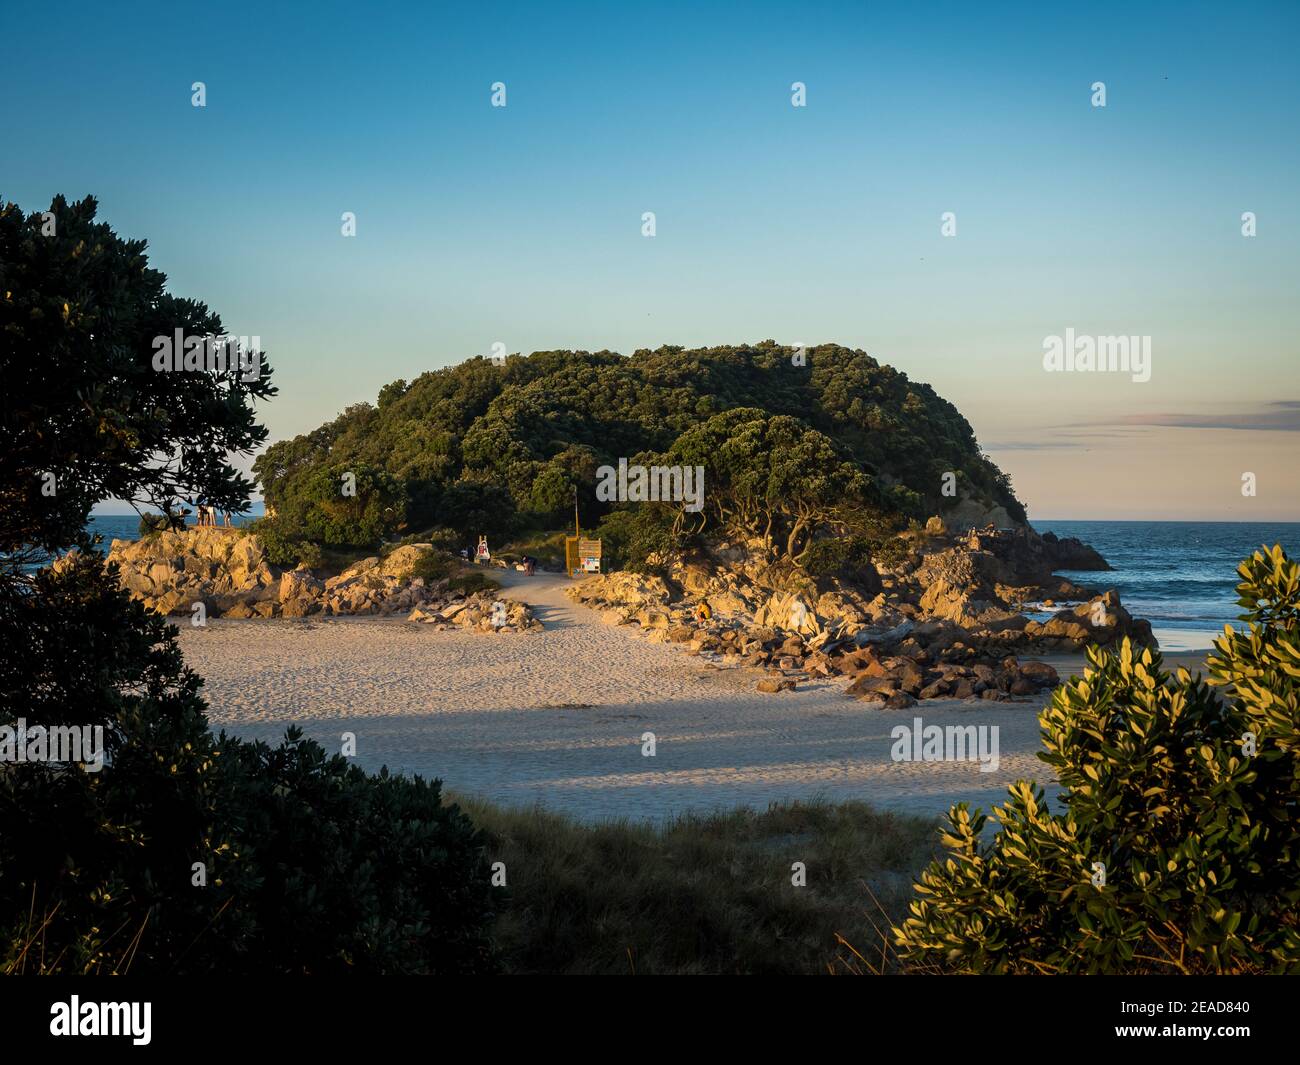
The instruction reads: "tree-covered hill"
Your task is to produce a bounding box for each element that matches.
[253,342,1025,560]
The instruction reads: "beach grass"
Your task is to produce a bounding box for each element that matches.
[451,795,939,974]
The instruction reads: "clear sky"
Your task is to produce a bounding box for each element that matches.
[5,0,1297,520]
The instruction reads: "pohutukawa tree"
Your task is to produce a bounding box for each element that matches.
[0,196,497,974]
[663,407,873,557]
[0,193,274,566]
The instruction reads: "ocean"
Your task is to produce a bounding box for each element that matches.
[1035,520,1299,652]
[87,512,260,545]
[82,515,1295,653]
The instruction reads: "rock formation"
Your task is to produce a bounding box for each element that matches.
[103,529,539,630]
[567,519,1151,703]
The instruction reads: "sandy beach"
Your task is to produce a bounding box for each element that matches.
[177,569,1214,824]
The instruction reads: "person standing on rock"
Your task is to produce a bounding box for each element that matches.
[695,599,712,625]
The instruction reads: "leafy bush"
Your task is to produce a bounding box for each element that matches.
[893,544,1300,974]
[213,728,498,974]
[435,480,516,543]
[595,507,680,573]
[448,572,499,596]
[0,554,498,974]
[0,196,496,975]
[409,550,457,584]
[269,464,406,548]
[801,536,878,578]
[249,516,321,569]
[138,512,170,538]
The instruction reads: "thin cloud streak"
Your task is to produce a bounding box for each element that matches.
[1069,402,1300,433]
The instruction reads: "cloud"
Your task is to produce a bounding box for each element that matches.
[1078,401,1300,433]
[984,440,1083,451]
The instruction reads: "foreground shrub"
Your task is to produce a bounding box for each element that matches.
[893,544,1300,973]
[0,554,497,974]
[0,195,497,974]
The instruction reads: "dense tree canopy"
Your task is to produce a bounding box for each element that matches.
[0,195,497,973]
[0,195,274,563]
[254,343,1025,556]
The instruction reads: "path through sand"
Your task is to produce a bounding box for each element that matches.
[179,568,1088,823]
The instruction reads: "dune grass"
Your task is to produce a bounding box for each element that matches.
[451,795,939,974]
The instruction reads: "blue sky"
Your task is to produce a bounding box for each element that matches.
[5,0,1298,519]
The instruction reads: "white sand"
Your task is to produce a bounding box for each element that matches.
[178,570,1071,823]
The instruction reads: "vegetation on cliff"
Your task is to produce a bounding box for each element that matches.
[253,344,1027,563]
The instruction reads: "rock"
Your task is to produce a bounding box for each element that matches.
[889,661,925,694]
[911,618,973,652]
[847,675,898,697]
[1040,531,1111,571]
[753,592,821,636]
[569,571,671,609]
[378,543,433,578]
[757,678,796,693]
[857,619,915,647]
[1018,660,1059,687]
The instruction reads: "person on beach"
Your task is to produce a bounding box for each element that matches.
[695,599,712,625]
[523,555,535,576]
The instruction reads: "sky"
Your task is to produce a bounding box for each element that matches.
[4,0,1298,521]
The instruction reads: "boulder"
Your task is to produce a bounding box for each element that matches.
[379,544,434,578]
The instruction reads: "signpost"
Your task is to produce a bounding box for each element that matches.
[565,487,600,576]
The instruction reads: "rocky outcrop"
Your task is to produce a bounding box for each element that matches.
[104,531,539,630]
[566,523,1152,701]
[844,650,1059,706]
[1017,589,1154,652]
[407,594,541,634]
[108,527,280,617]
